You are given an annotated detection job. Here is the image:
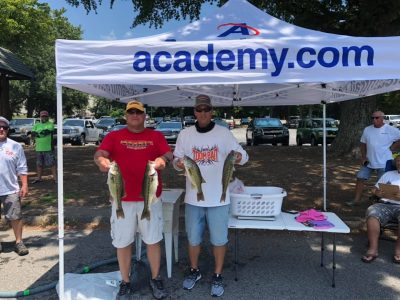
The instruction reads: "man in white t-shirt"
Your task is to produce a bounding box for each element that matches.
[361,155,400,263]
[347,111,400,207]
[173,94,249,297]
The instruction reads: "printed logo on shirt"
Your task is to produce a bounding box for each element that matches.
[120,140,154,150]
[192,145,218,165]
[4,149,16,158]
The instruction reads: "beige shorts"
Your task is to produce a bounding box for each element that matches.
[110,199,163,248]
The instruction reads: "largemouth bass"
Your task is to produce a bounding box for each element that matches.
[183,155,206,201]
[221,150,236,202]
[141,161,159,220]
[107,161,125,219]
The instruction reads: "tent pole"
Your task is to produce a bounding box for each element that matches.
[56,84,65,299]
[322,101,327,211]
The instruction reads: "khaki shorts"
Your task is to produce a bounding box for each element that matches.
[110,199,163,248]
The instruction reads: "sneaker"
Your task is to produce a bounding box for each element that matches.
[183,267,202,290]
[149,275,167,299]
[15,242,29,256]
[210,274,224,297]
[116,281,132,300]
[31,179,42,184]
[345,201,360,207]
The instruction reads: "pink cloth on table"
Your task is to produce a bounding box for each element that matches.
[295,209,326,223]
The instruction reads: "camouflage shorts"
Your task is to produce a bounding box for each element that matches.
[36,151,56,167]
[0,193,22,221]
[366,202,400,225]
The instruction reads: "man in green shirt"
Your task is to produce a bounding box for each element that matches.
[31,111,56,183]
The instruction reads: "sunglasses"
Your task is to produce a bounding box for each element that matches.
[195,107,212,113]
[371,116,381,119]
[0,125,9,130]
[127,109,144,115]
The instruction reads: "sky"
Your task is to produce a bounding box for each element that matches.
[43,0,215,40]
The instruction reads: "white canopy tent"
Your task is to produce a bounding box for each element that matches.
[55,0,400,297]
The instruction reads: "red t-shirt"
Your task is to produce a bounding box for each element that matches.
[98,128,171,202]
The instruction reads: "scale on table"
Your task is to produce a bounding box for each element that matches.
[237,215,276,221]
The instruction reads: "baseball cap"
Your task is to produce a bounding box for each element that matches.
[0,116,9,126]
[195,94,212,108]
[40,110,49,117]
[125,100,145,112]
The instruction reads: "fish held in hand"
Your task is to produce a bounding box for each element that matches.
[183,155,206,201]
[107,161,125,219]
[141,161,159,220]
[221,150,236,202]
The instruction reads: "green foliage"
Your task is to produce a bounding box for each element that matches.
[0,0,85,118]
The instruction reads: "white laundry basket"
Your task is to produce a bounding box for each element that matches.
[230,186,286,217]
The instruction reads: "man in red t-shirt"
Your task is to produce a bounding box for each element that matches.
[94,100,172,300]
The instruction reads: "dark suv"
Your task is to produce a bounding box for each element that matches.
[246,118,289,146]
[296,118,338,146]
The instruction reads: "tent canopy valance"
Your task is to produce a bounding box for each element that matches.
[56,0,400,107]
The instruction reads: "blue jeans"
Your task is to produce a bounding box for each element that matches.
[185,204,230,246]
[357,165,385,181]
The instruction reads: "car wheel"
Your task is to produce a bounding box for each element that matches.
[251,137,258,146]
[282,139,289,146]
[272,142,277,146]
[246,138,251,146]
[24,134,32,146]
[79,134,86,146]
[296,136,303,146]
[311,136,318,146]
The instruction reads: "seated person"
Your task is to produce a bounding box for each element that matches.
[362,155,400,263]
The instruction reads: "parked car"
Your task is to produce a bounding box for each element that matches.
[383,115,400,127]
[95,117,126,131]
[9,118,41,145]
[155,121,183,143]
[246,118,289,146]
[240,117,251,126]
[213,118,230,129]
[296,118,338,146]
[98,124,127,144]
[184,115,196,127]
[60,118,101,145]
[288,115,301,128]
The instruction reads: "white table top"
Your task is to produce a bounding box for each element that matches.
[228,213,285,230]
[161,189,184,204]
[281,212,350,233]
[228,212,350,234]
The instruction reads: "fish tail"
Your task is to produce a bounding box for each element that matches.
[220,193,226,202]
[116,208,125,219]
[141,209,150,220]
[197,192,205,201]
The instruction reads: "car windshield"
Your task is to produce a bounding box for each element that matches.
[63,120,84,127]
[97,119,115,126]
[157,122,182,129]
[312,119,336,127]
[110,125,126,131]
[255,119,282,127]
[10,119,34,126]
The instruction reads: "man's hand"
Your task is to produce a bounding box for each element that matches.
[374,188,383,198]
[154,157,167,170]
[175,158,184,170]
[234,152,242,164]
[19,184,28,198]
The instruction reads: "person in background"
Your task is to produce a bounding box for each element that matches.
[173,94,249,297]
[347,111,400,207]
[362,155,400,263]
[94,100,173,300]
[0,116,29,256]
[31,110,56,184]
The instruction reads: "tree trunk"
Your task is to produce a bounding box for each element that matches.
[0,75,11,120]
[330,96,377,157]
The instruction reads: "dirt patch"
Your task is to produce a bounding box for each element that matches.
[18,144,374,225]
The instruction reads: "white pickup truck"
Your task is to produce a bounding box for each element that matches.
[59,118,102,145]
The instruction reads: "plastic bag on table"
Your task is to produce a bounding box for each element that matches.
[229,177,245,194]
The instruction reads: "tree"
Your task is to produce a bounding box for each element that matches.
[66,0,400,155]
[0,0,86,119]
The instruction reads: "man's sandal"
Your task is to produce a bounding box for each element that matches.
[361,253,378,263]
[393,254,400,264]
